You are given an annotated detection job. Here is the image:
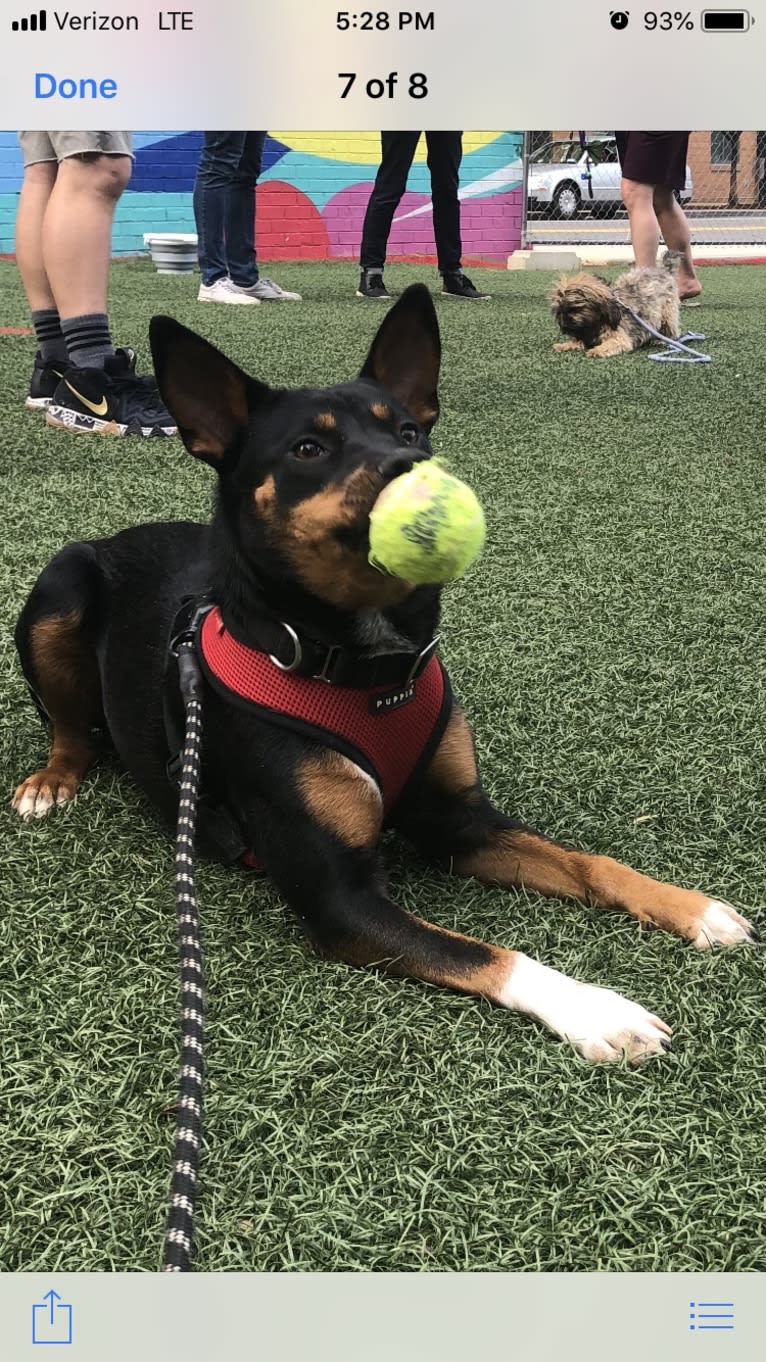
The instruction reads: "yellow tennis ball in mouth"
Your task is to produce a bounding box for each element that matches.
[368,460,486,585]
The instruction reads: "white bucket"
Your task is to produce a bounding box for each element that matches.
[144,233,199,274]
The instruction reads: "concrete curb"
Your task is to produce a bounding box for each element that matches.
[510,244,766,269]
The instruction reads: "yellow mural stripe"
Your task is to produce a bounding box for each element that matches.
[269,132,506,165]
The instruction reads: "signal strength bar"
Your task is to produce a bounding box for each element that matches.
[11,9,47,30]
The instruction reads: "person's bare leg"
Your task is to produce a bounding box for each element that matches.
[40,154,132,320]
[653,185,701,299]
[15,160,58,310]
[621,177,661,267]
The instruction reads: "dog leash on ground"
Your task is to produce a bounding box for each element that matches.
[620,302,711,363]
[162,631,207,1272]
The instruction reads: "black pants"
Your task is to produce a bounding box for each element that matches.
[359,131,463,274]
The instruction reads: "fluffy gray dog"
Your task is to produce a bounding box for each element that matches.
[551,250,682,357]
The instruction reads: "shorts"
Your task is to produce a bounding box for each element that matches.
[614,132,689,191]
[18,131,134,166]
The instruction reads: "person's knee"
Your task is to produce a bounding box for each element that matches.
[23,160,58,190]
[228,167,260,191]
[93,155,132,200]
[621,177,653,212]
[369,185,406,208]
[653,187,676,214]
[196,145,242,187]
[63,153,132,202]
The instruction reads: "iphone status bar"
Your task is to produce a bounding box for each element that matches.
[0,3,763,129]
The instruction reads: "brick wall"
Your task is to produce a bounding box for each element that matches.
[0,130,524,262]
[687,130,766,207]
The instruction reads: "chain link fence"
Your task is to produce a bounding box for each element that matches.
[522,130,766,251]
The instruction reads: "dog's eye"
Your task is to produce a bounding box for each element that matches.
[291,439,326,461]
[399,423,420,446]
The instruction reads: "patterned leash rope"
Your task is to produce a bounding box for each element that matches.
[622,303,711,364]
[162,640,206,1272]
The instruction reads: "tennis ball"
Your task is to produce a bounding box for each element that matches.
[368,460,486,585]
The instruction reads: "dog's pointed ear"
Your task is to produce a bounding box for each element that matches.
[359,283,441,432]
[150,316,268,468]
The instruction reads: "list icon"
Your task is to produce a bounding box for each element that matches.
[689,1300,735,1331]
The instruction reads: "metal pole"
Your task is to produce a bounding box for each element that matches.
[521,130,530,249]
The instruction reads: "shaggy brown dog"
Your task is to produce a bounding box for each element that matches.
[551,250,682,357]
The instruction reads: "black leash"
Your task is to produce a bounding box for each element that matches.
[157,597,443,1268]
[578,130,594,200]
[162,638,206,1272]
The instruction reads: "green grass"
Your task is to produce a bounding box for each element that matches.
[1,258,765,1273]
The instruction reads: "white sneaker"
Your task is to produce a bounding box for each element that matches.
[197,278,260,305]
[229,277,302,302]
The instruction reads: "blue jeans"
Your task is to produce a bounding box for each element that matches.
[193,132,266,287]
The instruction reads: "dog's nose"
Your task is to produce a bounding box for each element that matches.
[377,449,429,482]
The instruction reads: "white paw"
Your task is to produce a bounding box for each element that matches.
[556,982,672,1065]
[500,955,671,1065]
[692,899,757,950]
[12,776,74,820]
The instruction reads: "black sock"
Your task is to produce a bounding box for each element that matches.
[61,314,116,369]
[31,308,68,365]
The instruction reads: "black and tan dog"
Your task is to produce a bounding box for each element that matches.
[551,251,682,357]
[13,285,755,1065]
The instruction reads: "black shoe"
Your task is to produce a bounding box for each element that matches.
[26,353,68,410]
[440,271,491,300]
[46,351,176,438]
[26,346,138,412]
[356,270,391,300]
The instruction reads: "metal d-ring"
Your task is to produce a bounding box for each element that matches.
[269,622,303,673]
[405,635,440,685]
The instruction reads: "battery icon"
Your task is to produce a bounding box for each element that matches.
[701,9,752,29]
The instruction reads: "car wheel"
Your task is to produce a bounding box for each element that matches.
[552,182,581,220]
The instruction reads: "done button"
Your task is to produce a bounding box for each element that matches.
[35,73,118,99]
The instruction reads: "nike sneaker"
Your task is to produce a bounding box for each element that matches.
[25,352,67,410]
[46,351,177,438]
[26,346,138,411]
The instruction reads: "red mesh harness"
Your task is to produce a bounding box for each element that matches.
[194,606,451,866]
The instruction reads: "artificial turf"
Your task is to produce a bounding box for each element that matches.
[1,258,765,1273]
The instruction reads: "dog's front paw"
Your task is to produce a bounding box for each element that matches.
[690,898,758,950]
[12,770,76,820]
[501,956,671,1064]
[554,982,672,1064]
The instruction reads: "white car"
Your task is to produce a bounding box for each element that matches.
[527,135,693,220]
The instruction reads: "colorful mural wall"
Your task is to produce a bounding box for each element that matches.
[0,130,523,262]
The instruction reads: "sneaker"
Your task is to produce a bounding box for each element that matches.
[198,278,260,305]
[26,346,137,411]
[229,277,302,302]
[25,352,67,410]
[440,271,491,301]
[356,271,391,300]
[46,352,177,438]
